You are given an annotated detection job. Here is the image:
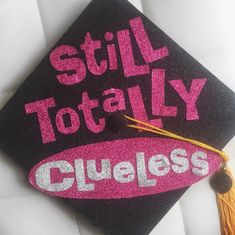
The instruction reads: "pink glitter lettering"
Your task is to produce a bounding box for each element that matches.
[78,92,105,133]
[169,79,207,120]
[152,69,177,117]
[50,45,86,85]
[25,98,56,143]
[130,17,169,63]
[80,32,107,75]
[103,88,126,112]
[56,108,80,134]
[117,29,149,77]
[128,85,162,127]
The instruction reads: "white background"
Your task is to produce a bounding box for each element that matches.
[0,0,234,234]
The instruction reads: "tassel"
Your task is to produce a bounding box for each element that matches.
[215,168,235,235]
[123,114,235,235]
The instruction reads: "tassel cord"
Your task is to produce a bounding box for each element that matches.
[124,115,229,164]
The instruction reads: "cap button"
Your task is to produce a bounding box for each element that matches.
[107,112,128,132]
[210,168,233,194]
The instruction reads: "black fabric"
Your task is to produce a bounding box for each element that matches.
[0,0,234,234]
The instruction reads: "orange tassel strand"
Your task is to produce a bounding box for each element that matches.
[216,168,235,235]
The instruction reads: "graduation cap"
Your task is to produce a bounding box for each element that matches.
[0,0,235,234]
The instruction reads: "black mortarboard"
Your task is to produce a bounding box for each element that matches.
[0,0,234,234]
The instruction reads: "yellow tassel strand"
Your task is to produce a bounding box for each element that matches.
[216,168,235,235]
[124,114,235,235]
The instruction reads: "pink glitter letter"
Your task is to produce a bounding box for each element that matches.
[107,44,118,71]
[152,69,177,117]
[117,29,149,77]
[50,45,86,86]
[56,108,80,134]
[25,98,56,144]
[78,92,105,133]
[103,88,126,112]
[128,86,162,127]
[169,79,207,120]
[130,17,169,63]
[80,32,107,76]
